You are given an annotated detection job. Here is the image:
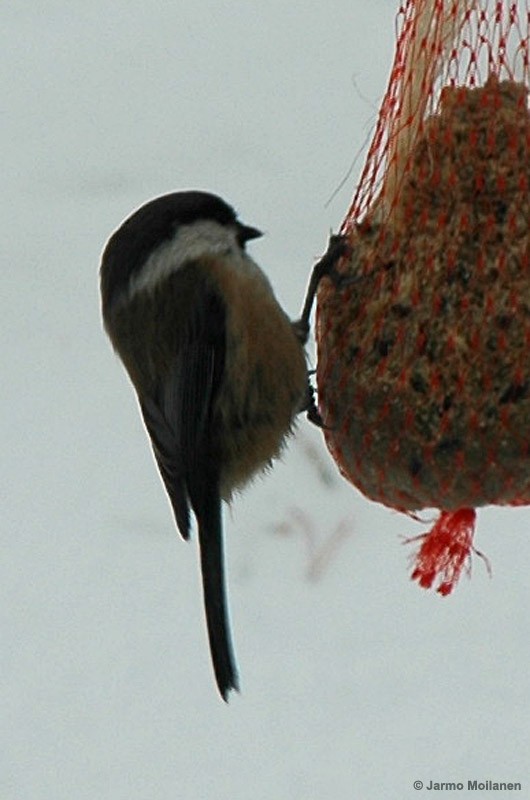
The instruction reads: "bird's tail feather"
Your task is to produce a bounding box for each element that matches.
[197,499,239,701]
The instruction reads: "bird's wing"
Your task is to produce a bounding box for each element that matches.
[139,277,225,539]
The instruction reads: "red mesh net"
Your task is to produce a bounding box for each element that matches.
[316,0,530,593]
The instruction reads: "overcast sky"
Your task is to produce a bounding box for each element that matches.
[2,2,530,799]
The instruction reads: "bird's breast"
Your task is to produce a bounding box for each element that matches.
[206,256,308,497]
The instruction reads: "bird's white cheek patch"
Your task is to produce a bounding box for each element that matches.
[125,220,241,303]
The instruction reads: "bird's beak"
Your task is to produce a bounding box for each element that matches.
[240,224,263,242]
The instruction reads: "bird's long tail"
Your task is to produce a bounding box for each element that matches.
[197,496,239,701]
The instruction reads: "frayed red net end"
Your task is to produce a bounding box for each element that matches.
[409,508,477,596]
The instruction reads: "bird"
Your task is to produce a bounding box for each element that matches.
[100,190,346,700]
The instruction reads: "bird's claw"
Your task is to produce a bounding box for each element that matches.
[303,381,329,429]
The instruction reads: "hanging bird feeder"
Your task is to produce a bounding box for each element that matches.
[317,0,530,594]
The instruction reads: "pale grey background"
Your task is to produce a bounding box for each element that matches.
[2,2,529,799]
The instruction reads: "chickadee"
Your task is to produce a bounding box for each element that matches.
[100,190,346,700]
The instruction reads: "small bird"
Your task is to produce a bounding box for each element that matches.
[100,190,346,700]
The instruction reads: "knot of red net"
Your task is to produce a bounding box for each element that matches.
[407,508,477,595]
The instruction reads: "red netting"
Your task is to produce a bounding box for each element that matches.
[316,0,530,592]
